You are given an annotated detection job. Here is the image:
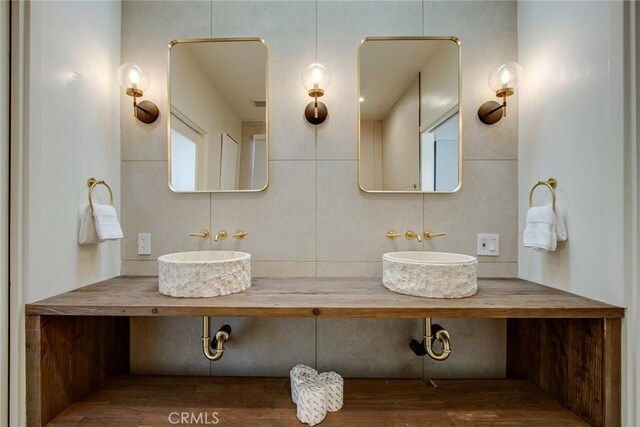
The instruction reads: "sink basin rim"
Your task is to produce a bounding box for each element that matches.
[383,251,477,266]
[158,250,251,264]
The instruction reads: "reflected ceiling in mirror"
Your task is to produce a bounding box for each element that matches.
[358,37,461,193]
[168,38,268,192]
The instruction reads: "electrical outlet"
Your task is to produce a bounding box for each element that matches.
[138,233,151,255]
[477,234,499,256]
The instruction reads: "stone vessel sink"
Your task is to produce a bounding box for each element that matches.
[158,251,251,298]
[382,252,477,298]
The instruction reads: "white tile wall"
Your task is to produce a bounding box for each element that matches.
[122,0,517,379]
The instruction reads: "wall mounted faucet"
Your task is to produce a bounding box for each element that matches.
[386,230,402,240]
[405,230,422,242]
[232,230,248,240]
[214,230,228,242]
[189,230,210,239]
[424,230,446,240]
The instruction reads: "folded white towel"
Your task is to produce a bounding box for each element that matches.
[78,205,104,245]
[92,203,124,240]
[555,209,567,243]
[523,204,567,252]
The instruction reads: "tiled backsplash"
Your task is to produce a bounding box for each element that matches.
[122,0,516,378]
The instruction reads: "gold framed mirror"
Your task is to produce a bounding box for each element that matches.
[168,38,269,193]
[358,37,462,193]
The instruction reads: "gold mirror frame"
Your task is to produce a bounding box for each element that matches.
[167,37,270,193]
[357,36,462,194]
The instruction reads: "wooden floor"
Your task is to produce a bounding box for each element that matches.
[47,376,588,426]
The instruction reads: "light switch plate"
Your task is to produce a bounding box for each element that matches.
[138,233,151,255]
[477,234,499,256]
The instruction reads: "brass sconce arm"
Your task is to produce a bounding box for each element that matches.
[118,63,159,124]
[478,62,522,125]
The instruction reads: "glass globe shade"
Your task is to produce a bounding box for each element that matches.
[117,63,150,92]
[301,63,331,94]
[488,62,523,93]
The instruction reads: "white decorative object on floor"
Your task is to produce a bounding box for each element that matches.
[290,365,344,425]
[78,205,104,245]
[92,203,124,240]
[316,372,343,412]
[290,364,318,405]
[296,382,327,426]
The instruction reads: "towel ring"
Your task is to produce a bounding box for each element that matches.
[529,177,557,209]
[87,177,114,209]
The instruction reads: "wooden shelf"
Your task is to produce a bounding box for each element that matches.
[47,376,588,426]
[27,277,622,426]
[27,276,623,318]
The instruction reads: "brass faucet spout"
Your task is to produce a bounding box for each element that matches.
[405,230,422,242]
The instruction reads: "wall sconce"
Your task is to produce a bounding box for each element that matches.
[477,62,523,125]
[302,63,330,125]
[117,63,159,124]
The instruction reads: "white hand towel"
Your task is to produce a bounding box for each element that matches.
[92,203,124,240]
[78,205,104,245]
[523,204,567,252]
[523,204,554,251]
[555,209,567,243]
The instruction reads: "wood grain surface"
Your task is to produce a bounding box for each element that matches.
[27,316,129,427]
[47,376,588,426]
[507,318,621,427]
[26,276,623,318]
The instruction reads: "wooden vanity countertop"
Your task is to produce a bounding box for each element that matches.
[26,276,624,318]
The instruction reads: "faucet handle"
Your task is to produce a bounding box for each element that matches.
[405,230,422,242]
[386,230,402,240]
[424,230,446,240]
[189,230,210,239]
[232,229,248,240]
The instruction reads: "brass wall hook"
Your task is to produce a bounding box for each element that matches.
[86,177,114,209]
[529,177,558,209]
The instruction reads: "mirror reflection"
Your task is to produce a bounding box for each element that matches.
[358,37,461,193]
[169,39,268,192]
